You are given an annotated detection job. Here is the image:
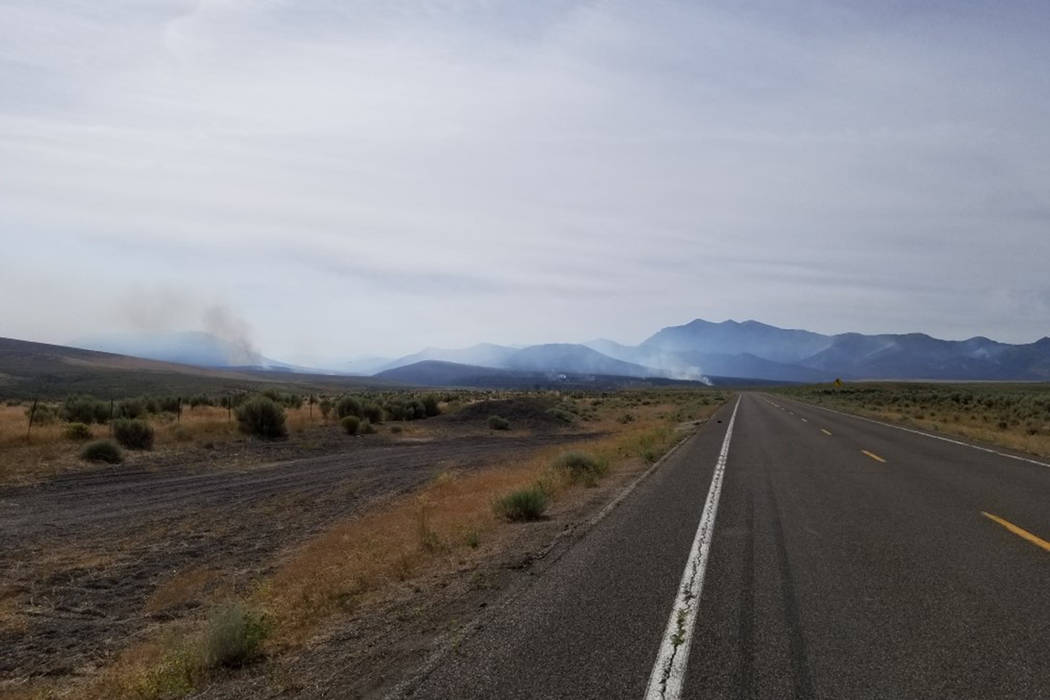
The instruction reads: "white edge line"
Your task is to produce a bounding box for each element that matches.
[644,395,742,700]
[786,397,1050,470]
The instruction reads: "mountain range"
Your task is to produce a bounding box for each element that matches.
[73,319,1050,385]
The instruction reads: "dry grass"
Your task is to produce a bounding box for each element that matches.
[258,396,708,646]
[144,567,221,615]
[782,384,1050,459]
[9,390,727,699]
[0,404,335,485]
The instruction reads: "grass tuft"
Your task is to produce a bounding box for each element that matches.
[551,450,607,485]
[493,485,549,521]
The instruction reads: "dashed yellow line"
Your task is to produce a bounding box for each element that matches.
[820,428,832,436]
[981,512,1050,552]
[861,450,886,463]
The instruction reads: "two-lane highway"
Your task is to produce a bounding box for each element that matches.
[408,393,1050,699]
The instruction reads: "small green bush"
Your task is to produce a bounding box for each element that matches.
[341,415,360,435]
[319,398,333,419]
[118,398,146,419]
[488,415,511,431]
[112,418,155,450]
[81,440,123,464]
[202,602,268,668]
[361,402,384,423]
[494,486,549,521]
[64,422,92,440]
[336,396,362,419]
[236,397,288,439]
[360,419,377,434]
[422,394,441,417]
[63,395,110,424]
[390,425,403,434]
[552,451,607,485]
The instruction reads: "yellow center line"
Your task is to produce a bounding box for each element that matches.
[861,450,886,463]
[820,428,832,436]
[981,511,1050,552]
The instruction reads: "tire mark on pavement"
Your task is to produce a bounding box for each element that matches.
[765,465,815,699]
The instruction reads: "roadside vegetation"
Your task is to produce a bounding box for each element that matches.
[0,390,455,484]
[779,382,1050,459]
[2,387,729,698]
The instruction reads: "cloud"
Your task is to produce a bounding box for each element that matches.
[1,0,1049,359]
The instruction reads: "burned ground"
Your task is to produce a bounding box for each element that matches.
[0,430,589,682]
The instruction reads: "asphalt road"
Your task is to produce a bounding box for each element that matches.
[408,392,1050,699]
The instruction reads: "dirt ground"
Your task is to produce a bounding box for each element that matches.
[0,425,590,685]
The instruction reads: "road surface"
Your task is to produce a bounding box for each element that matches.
[409,392,1050,699]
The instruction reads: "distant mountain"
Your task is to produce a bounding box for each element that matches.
[639,319,1050,381]
[0,336,384,399]
[377,343,518,373]
[373,360,709,389]
[503,344,654,377]
[642,319,832,364]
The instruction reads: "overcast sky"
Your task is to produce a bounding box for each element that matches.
[2,0,1049,364]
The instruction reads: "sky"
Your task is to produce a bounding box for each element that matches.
[2,0,1049,366]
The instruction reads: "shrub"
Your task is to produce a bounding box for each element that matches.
[494,486,549,521]
[336,396,362,419]
[118,398,146,419]
[64,395,110,424]
[158,396,182,413]
[422,394,441,417]
[552,451,607,485]
[390,425,403,434]
[546,408,577,424]
[319,398,333,419]
[488,415,511,431]
[236,397,288,439]
[202,603,268,668]
[360,419,377,434]
[113,418,155,450]
[81,440,123,464]
[64,422,92,440]
[188,394,213,408]
[26,403,58,425]
[361,402,384,423]
[341,415,360,435]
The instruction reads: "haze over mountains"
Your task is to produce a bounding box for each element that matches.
[72,319,1050,385]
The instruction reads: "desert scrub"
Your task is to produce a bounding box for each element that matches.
[236,396,288,439]
[494,485,548,521]
[361,402,384,423]
[488,415,511,430]
[335,396,362,419]
[360,419,377,434]
[64,422,92,440]
[202,602,269,668]
[81,440,123,464]
[341,415,360,435]
[552,450,607,485]
[112,418,155,450]
[546,407,577,424]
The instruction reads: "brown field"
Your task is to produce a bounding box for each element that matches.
[0,389,726,699]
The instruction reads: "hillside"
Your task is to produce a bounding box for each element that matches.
[0,337,387,399]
